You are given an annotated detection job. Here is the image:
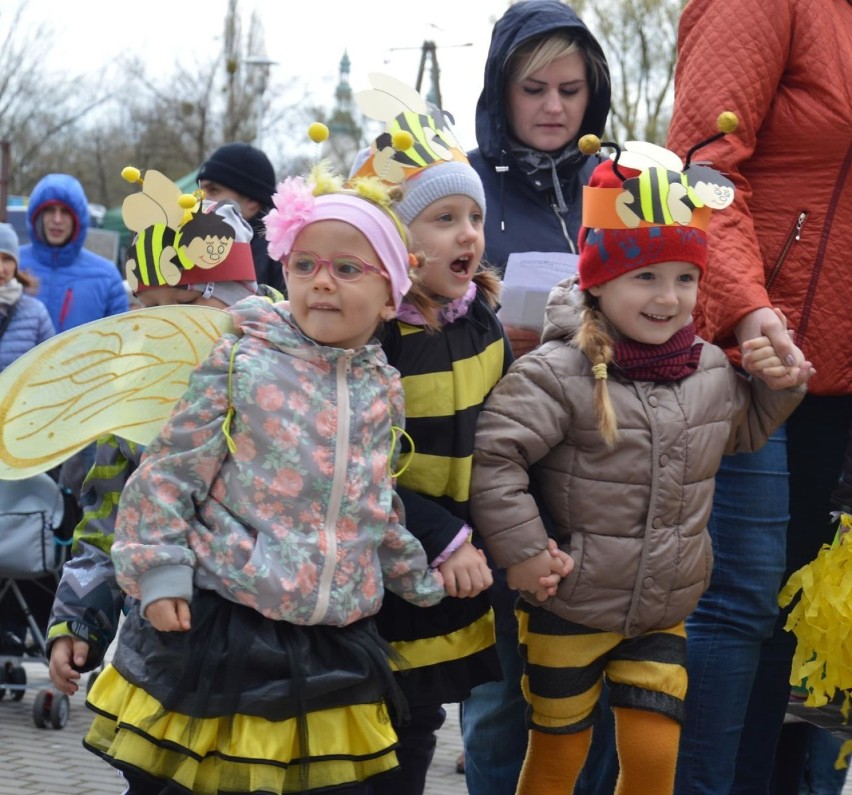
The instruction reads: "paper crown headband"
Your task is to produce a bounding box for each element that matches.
[579,112,738,232]
[350,73,469,185]
[120,166,255,293]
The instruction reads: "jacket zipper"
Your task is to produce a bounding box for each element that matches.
[308,351,353,624]
[58,288,73,332]
[765,211,807,292]
[496,152,508,232]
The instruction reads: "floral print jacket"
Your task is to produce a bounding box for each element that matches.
[113,296,445,626]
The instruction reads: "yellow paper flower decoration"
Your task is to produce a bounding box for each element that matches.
[779,512,852,769]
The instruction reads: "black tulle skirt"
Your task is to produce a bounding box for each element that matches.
[85,589,405,794]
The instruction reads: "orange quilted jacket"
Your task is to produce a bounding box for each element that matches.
[667,0,852,396]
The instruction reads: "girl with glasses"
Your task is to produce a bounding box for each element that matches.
[83,166,448,795]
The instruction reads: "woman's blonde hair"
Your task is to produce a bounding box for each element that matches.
[573,292,619,447]
[508,32,608,95]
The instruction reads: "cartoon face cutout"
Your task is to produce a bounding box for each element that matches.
[182,234,235,268]
[173,209,237,271]
[685,165,735,210]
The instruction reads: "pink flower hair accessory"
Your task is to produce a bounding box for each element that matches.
[264,176,316,261]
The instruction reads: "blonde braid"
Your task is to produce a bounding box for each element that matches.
[574,302,619,447]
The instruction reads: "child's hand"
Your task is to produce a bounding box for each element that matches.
[504,324,541,358]
[530,539,575,601]
[507,543,575,601]
[145,598,192,632]
[741,308,814,389]
[439,542,494,598]
[49,636,89,696]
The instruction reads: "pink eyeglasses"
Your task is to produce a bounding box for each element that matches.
[286,250,389,283]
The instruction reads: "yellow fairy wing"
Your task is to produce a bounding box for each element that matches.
[0,305,235,480]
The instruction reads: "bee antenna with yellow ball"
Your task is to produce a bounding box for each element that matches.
[685,111,739,167]
[308,122,330,165]
[121,166,144,186]
[178,192,200,227]
[579,135,628,182]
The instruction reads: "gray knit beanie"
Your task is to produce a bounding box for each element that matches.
[395,161,487,225]
[0,222,19,265]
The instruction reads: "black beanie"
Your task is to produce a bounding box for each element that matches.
[197,143,276,207]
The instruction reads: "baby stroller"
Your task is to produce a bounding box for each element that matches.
[0,473,72,728]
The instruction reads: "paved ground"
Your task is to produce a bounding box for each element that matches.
[0,657,466,794]
[4,655,852,794]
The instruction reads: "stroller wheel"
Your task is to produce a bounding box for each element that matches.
[10,665,25,701]
[33,690,71,729]
[49,692,69,729]
[33,690,49,728]
[33,689,69,729]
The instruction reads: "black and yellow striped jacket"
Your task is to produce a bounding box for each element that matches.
[378,290,512,704]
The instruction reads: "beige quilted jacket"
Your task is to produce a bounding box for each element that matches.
[667,0,852,397]
[470,284,804,638]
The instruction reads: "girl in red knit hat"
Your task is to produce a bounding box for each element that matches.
[468,133,813,794]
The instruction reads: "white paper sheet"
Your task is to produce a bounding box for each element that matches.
[497,251,580,331]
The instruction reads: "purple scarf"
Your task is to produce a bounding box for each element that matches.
[396,282,477,327]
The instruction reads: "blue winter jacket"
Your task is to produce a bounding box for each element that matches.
[469,0,611,275]
[0,293,54,371]
[18,174,128,332]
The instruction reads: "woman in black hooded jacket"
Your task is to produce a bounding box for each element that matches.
[462,3,614,794]
[468,0,611,358]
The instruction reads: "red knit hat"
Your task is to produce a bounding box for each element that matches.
[577,159,708,291]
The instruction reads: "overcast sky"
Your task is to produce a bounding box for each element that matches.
[29,0,512,151]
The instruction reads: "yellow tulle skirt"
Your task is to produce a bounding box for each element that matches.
[84,589,405,793]
[86,666,398,793]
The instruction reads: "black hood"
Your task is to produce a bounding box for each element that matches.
[475,0,611,163]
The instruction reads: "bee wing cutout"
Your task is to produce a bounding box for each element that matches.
[356,72,429,123]
[618,141,684,173]
[122,170,187,231]
[421,128,454,162]
[0,305,235,480]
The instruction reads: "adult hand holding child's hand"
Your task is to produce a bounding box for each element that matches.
[739,307,814,389]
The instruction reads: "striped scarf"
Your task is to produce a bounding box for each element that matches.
[612,323,703,382]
